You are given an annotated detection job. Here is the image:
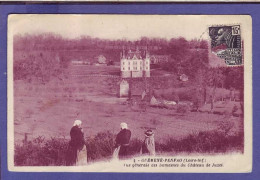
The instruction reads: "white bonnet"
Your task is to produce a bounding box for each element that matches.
[120,122,128,129]
[73,120,82,127]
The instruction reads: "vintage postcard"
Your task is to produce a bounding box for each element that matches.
[7,15,252,172]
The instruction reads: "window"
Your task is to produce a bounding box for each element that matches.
[123,67,125,70]
[128,67,130,70]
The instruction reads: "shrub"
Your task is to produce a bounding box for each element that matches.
[14,130,243,166]
[157,131,243,154]
[86,131,115,161]
[105,107,115,117]
[177,88,195,101]
[232,105,239,114]
[217,121,235,136]
[128,139,142,155]
[15,137,68,166]
[150,118,162,126]
[169,92,179,103]
[14,51,62,83]
[176,104,189,113]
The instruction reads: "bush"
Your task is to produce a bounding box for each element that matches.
[86,131,115,161]
[15,137,68,166]
[157,131,243,154]
[177,88,195,101]
[14,130,243,166]
[128,139,142,155]
[217,121,235,136]
[232,105,239,115]
[176,104,189,113]
[14,51,62,83]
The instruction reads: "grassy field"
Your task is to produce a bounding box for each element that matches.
[14,65,243,145]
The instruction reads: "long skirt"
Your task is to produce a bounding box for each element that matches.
[118,145,129,160]
[66,146,77,166]
[76,145,87,166]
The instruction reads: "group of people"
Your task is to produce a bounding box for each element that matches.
[66,120,155,166]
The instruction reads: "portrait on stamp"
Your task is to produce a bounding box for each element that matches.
[7,15,252,172]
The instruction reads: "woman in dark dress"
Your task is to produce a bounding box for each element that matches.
[114,122,131,160]
[66,120,87,166]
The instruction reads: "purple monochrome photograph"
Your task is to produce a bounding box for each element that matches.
[8,15,252,172]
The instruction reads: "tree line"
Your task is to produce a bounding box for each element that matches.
[13,33,243,95]
[14,33,206,52]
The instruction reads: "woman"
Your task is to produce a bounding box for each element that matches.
[114,122,131,160]
[140,129,156,156]
[66,120,87,166]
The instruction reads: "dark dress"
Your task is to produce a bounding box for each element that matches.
[115,129,131,159]
[66,126,85,166]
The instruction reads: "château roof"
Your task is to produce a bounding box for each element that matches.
[126,51,143,59]
[122,48,148,60]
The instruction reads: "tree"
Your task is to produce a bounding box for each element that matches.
[206,67,225,104]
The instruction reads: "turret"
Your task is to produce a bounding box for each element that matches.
[146,50,150,59]
[144,47,150,77]
[122,46,125,59]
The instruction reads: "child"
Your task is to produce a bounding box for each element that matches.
[140,129,155,156]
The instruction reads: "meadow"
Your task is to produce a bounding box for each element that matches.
[14,65,243,141]
[13,64,244,166]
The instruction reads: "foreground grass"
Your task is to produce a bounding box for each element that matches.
[14,130,243,166]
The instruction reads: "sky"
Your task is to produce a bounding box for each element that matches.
[8,15,250,41]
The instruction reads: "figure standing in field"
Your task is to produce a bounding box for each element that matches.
[140,129,155,156]
[66,120,87,166]
[210,95,214,112]
[140,90,147,112]
[114,122,131,160]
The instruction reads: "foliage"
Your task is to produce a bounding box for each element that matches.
[192,88,205,110]
[177,88,195,102]
[206,67,244,91]
[14,136,68,166]
[156,131,243,154]
[217,121,235,136]
[176,104,189,114]
[14,34,243,94]
[14,51,62,83]
[15,130,243,166]
[86,131,115,161]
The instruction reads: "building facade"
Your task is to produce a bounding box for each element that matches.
[120,48,150,78]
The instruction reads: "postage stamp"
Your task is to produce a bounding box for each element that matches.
[209,25,243,66]
[7,15,252,173]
